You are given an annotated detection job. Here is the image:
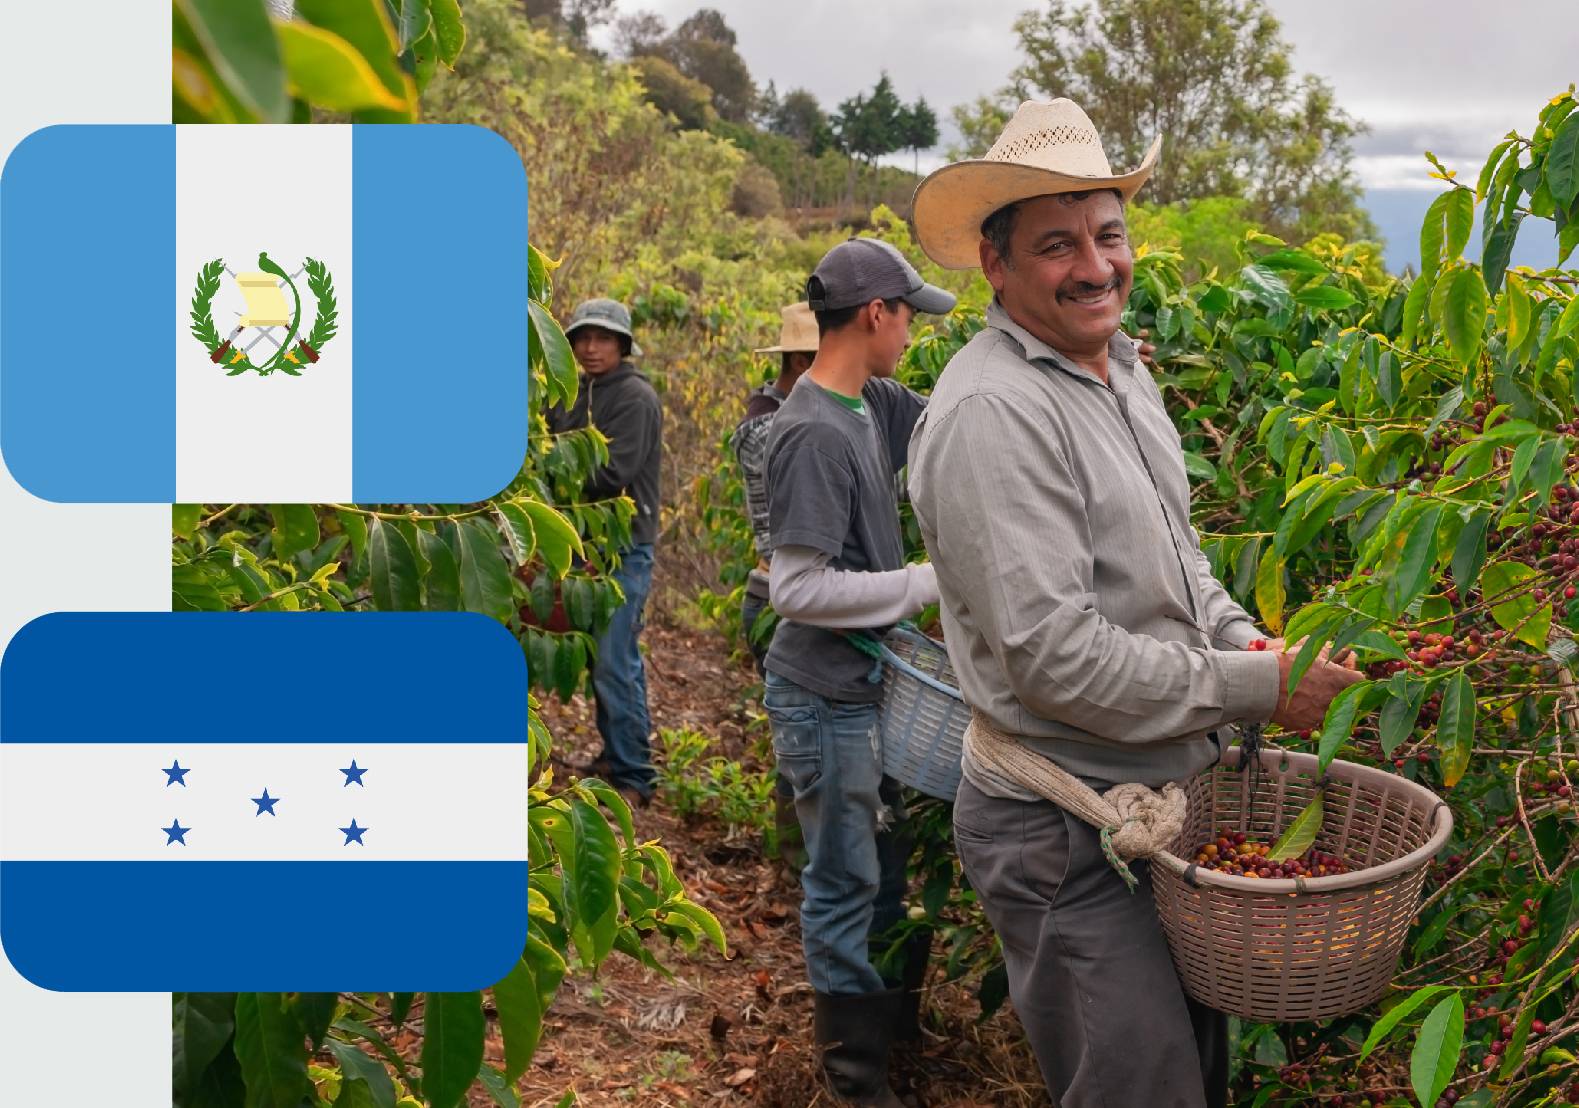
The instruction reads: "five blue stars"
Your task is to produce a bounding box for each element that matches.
[158,761,372,844]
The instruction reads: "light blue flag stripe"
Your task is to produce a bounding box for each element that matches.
[352,125,532,503]
[1,125,176,502]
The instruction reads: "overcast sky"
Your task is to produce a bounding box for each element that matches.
[591,0,1576,187]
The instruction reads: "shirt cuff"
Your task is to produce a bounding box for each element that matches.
[1218,620,1265,650]
[1219,649,1281,724]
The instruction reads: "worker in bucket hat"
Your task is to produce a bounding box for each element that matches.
[547,298,662,809]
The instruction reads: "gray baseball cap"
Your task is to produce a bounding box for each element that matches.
[805,238,957,316]
[566,298,643,356]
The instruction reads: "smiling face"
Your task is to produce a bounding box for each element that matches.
[980,190,1132,362]
[570,325,626,376]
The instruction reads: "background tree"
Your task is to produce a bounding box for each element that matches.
[621,8,756,124]
[758,84,833,210]
[834,75,905,217]
[897,95,940,176]
[993,0,1375,242]
[946,94,1014,160]
[518,0,617,44]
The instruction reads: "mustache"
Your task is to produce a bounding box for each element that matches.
[1057,276,1121,300]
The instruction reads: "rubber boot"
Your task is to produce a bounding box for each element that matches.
[813,989,906,1108]
[893,929,933,1043]
[774,790,808,879]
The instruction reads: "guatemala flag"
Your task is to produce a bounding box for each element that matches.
[0,613,531,991]
[0,124,529,504]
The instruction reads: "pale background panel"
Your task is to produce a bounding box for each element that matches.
[1,743,531,861]
[175,125,354,502]
[0,1,171,1100]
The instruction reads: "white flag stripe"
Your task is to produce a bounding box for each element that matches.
[174,125,354,502]
[0,744,527,862]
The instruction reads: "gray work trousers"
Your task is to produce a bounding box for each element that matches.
[953,777,1228,1108]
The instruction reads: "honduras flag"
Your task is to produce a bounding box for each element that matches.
[0,125,529,504]
[0,613,531,991]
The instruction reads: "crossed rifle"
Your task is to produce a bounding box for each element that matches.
[223,263,306,360]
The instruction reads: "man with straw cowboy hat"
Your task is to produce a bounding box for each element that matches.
[907,100,1360,1107]
[731,301,820,877]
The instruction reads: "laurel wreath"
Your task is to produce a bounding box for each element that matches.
[189,256,338,377]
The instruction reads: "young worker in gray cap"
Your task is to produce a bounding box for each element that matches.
[547,298,663,809]
[762,238,955,1108]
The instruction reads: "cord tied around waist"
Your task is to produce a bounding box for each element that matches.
[965,709,1188,892]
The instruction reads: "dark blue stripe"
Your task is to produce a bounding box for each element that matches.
[351,125,530,502]
[1,613,528,744]
[0,125,175,502]
[1,861,527,990]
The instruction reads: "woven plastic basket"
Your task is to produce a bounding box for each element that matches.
[1150,744,1453,1022]
[876,626,967,801]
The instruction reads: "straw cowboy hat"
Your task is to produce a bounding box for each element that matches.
[912,98,1161,270]
[754,302,819,355]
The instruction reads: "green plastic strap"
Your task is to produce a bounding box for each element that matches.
[819,628,886,683]
[1099,820,1140,894]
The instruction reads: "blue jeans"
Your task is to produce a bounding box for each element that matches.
[593,543,655,797]
[764,670,910,995]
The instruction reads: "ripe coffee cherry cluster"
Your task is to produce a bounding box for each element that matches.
[1194,829,1353,878]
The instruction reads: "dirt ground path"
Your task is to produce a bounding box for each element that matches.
[522,620,1049,1108]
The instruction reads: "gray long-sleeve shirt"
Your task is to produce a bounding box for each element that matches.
[907,301,1280,794]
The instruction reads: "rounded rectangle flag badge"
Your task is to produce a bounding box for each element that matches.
[1,124,530,504]
[0,612,531,991]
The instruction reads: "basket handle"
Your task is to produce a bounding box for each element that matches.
[876,638,962,700]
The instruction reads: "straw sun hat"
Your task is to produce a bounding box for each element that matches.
[913,98,1161,270]
[754,301,819,355]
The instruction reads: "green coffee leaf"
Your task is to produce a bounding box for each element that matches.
[325,1038,397,1108]
[457,519,514,622]
[1318,680,1374,773]
[1435,671,1476,787]
[233,993,313,1108]
[173,992,237,1101]
[367,518,420,612]
[1267,791,1324,863]
[1410,992,1465,1108]
[1443,267,1489,367]
[420,993,486,1108]
[1359,985,1454,1064]
[1379,676,1428,757]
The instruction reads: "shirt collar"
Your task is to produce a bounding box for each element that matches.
[984,298,1138,387]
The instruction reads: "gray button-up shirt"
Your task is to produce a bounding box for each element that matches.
[908,301,1280,795]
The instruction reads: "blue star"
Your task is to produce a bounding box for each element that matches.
[340,819,368,846]
[252,788,280,816]
[163,760,190,787]
[340,760,368,787]
[163,819,190,845]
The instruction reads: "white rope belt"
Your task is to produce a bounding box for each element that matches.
[963,709,1188,891]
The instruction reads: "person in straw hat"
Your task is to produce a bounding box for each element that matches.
[731,301,820,878]
[906,100,1360,1107]
[734,302,821,676]
[548,297,663,810]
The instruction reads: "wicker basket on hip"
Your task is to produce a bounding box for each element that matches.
[876,625,967,801]
[1151,744,1453,1022]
